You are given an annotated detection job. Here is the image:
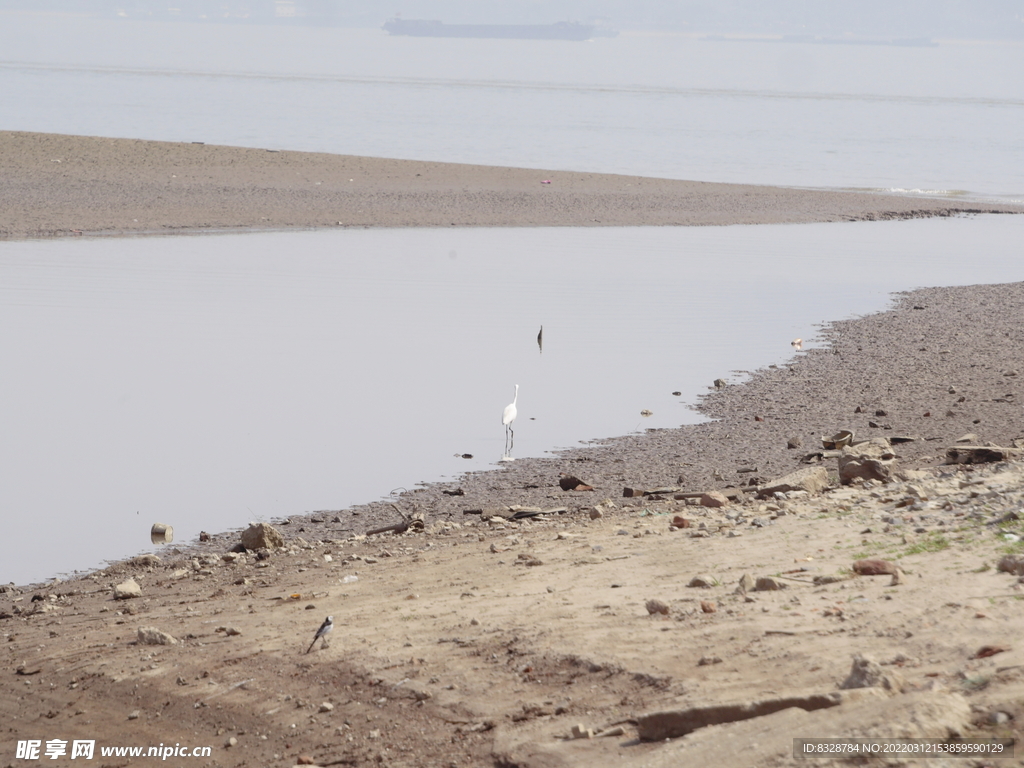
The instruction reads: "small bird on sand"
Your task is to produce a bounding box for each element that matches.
[307,615,333,653]
[791,338,803,351]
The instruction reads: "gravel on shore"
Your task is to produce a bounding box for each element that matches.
[3,130,1023,239]
[271,281,1024,544]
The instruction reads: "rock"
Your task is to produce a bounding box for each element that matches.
[645,599,669,615]
[974,645,1009,659]
[570,723,594,739]
[735,574,757,594]
[113,578,142,600]
[137,626,177,645]
[296,755,316,765]
[822,430,855,449]
[757,467,831,498]
[840,654,904,693]
[945,445,1023,464]
[515,553,543,567]
[128,710,141,720]
[700,491,729,508]
[637,692,844,740]
[131,554,161,567]
[838,439,896,485]
[853,559,899,576]
[698,655,723,666]
[593,499,617,517]
[670,516,691,529]
[786,436,802,449]
[714,378,727,389]
[997,554,1024,575]
[688,574,718,588]
[754,576,785,591]
[700,601,717,613]
[318,702,334,713]
[559,474,593,491]
[240,522,285,550]
[812,574,850,585]
[599,726,625,737]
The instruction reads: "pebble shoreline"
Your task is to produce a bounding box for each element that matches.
[281,281,1024,546]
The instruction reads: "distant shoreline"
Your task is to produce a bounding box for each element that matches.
[2,131,1021,240]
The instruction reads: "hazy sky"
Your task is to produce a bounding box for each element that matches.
[7,1,1024,39]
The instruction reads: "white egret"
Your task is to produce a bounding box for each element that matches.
[502,384,519,453]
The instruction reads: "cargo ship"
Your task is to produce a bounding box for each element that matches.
[382,18,606,41]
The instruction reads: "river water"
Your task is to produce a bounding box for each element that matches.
[1,15,1022,584]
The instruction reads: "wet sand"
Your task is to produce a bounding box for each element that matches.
[3,130,1022,239]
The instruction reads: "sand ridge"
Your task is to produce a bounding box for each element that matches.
[3,130,1022,239]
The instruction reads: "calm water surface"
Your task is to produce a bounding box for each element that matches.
[1,19,1022,200]
[2,217,1024,585]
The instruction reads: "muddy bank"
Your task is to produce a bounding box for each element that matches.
[3,131,1022,239]
[278,280,1024,542]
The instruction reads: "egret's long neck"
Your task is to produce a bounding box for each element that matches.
[513,385,519,405]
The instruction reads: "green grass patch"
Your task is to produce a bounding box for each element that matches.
[1000,538,1024,555]
[902,533,951,557]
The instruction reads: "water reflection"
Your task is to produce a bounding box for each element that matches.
[2,216,1023,585]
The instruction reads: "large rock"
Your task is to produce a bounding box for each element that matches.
[838,438,896,485]
[699,491,729,508]
[840,654,904,693]
[113,578,142,600]
[997,554,1024,575]
[137,626,178,645]
[853,558,899,576]
[757,466,831,498]
[240,522,285,550]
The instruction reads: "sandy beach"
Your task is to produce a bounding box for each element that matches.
[3,132,1024,767]
[3,131,1023,238]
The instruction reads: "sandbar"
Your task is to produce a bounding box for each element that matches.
[3,130,1021,239]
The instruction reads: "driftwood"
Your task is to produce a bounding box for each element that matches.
[945,445,1023,465]
[624,486,747,501]
[366,503,424,536]
[462,506,567,520]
